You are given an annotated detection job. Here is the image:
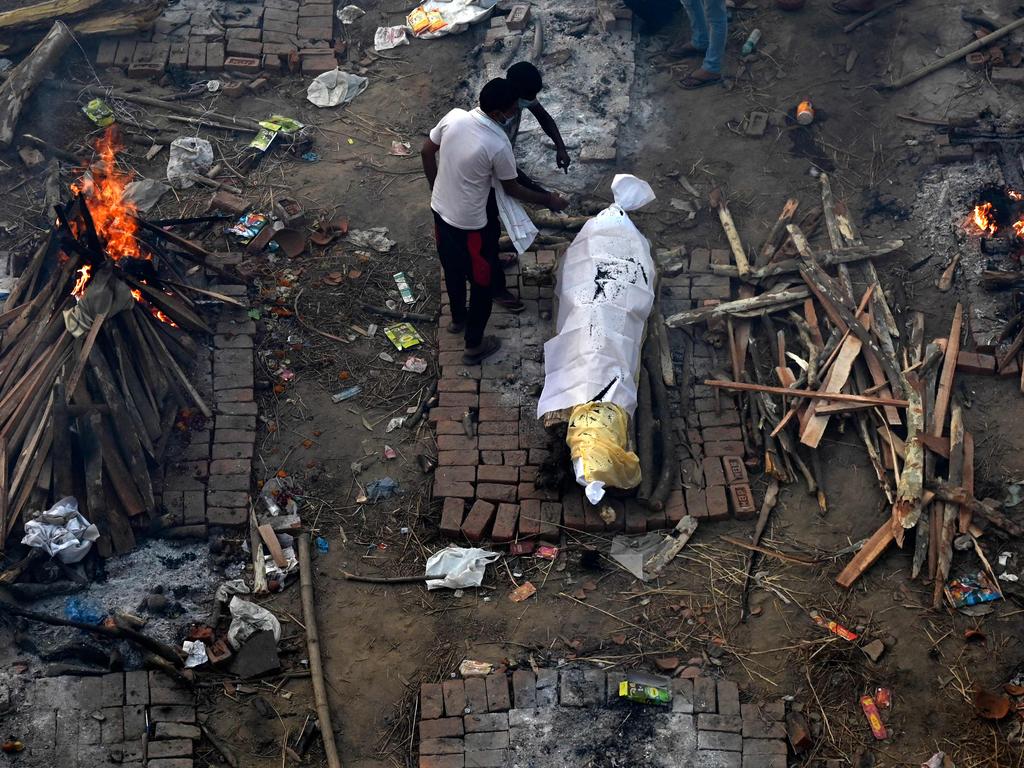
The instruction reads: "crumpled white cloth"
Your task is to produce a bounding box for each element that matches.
[425,546,500,590]
[21,497,99,564]
[306,69,368,107]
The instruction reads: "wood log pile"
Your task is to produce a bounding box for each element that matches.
[0,176,218,559]
[0,0,165,54]
[667,174,1020,603]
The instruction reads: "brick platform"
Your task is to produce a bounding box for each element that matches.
[95,0,338,77]
[417,668,788,768]
[4,671,197,767]
[432,249,758,544]
[161,283,254,528]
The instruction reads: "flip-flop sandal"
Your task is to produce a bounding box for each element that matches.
[310,215,350,246]
[495,296,526,313]
[680,74,722,89]
[831,0,873,13]
[462,336,501,365]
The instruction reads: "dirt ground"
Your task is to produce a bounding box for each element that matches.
[2,0,1024,766]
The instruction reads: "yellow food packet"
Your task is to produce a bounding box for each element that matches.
[407,6,430,34]
[426,8,447,31]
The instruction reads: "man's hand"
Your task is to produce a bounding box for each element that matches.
[556,148,571,172]
[547,192,569,212]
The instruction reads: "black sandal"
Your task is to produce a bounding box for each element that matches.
[462,336,502,365]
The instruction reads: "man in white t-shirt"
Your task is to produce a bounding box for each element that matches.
[421,78,568,364]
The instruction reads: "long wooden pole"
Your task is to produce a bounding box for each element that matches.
[703,379,908,407]
[298,533,343,768]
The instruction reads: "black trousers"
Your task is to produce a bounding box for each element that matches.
[487,170,547,295]
[434,211,497,348]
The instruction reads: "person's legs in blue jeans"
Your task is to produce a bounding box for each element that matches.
[679,0,709,51]
[700,0,728,74]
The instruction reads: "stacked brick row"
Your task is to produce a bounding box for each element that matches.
[417,668,788,768]
[162,283,254,528]
[94,0,338,77]
[661,246,757,521]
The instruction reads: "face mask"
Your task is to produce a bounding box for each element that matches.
[518,99,537,109]
[500,113,517,129]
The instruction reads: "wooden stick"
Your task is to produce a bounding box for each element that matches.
[836,519,894,589]
[64,310,108,405]
[138,312,212,418]
[886,16,1024,89]
[703,379,907,407]
[711,240,904,280]
[709,188,750,277]
[665,287,809,327]
[298,534,344,768]
[931,304,962,436]
[926,481,1024,537]
[756,198,799,267]
[844,0,904,33]
[0,22,74,148]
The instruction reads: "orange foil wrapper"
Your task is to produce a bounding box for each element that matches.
[874,687,891,709]
[812,612,859,641]
[860,695,888,740]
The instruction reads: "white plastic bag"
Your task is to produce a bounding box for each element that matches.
[123,178,169,212]
[375,25,409,50]
[21,497,100,564]
[425,546,500,590]
[411,0,497,39]
[166,137,213,190]
[306,69,368,107]
[537,174,657,419]
[227,596,282,649]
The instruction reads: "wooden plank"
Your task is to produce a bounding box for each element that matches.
[258,523,289,568]
[917,433,950,460]
[877,425,906,459]
[51,380,73,497]
[64,310,107,402]
[959,431,974,533]
[799,334,862,448]
[756,198,799,267]
[710,188,750,277]
[704,379,907,407]
[931,303,962,436]
[803,298,824,347]
[836,519,894,589]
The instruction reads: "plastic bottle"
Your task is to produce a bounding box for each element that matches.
[741,29,762,56]
[796,100,815,126]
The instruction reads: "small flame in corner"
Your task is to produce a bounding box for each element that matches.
[1014,219,1024,238]
[71,264,92,300]
[971,202,998,237]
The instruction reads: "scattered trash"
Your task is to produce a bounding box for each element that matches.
[379,351,395,363]
[260,476,299,518]
[425,546,500,590]
[315,536,329,553]
[945,572,1002,608]
[384,322,423,350]
[509,581,537,602]
[459,659,494,677]
[972,685,1011,720]
[921,753,951,768]
[389,139,412,155]
[307,69,369,107]
[999,551,1012,567]
[375,26,410,50]
[206,79,221,92]
[406,0,494,39]
[796,100,815,126]
[811,611,859,641]
[874,687,891,709]
[999,572,1019,582]
[393,271,416,303]
[123,178,170,212]
[1,739,24,754]
[182,640,209,668]
[859,694,888,740]
[609,532,665,580]
[741,28,762,56]
[403,356,428,374]
[22,497,100,563]
[64,596,105,624]
[166,137,214,189]
[348,227,396,252]
[337,4,365,22]
[302,151,320,162]
[227,596,282,650]
[364,476,399,502]
[618,673,672,705]
[535,545,559,560]
[82,98,115,127]
[383,445,397,459]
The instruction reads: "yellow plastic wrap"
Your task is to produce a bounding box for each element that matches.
[566,402,641,494]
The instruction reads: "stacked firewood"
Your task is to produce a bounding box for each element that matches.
[0,184,216,558]
[667,174,1021,604]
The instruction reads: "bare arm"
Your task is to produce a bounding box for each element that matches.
[420,138,440,189]
[500,178,568,211]
[528,103,571,170]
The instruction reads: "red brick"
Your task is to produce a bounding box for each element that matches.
[462,500,496,542]
[686,487,709,519]
[478,407,518,421]
[168,42,188,68]
[481,451,503,464]
[420,717,464,739]
[223,55,262,73]
[301,53,338,74]
[421,683,445,719]
[479,435,518,451]
[440,498,467,536]
[582,498,607,532]
[624,501,646,534]
[706,485,730,521]
[665,488,687,523]
[476,483,517,503]
[435,421,469,435]
[187,43,207,70]
[420,738,464,756]
[528,448,550,465]
[464,677,488,713]
[511,670,536,708]
[479,422,517,435]
[210,458,249,475]
[703,426,743,443]
[519,466,537,483]
[562,491,587,532]
[728,484,756,519]
[957,351,996,375]
[503,451,527,467]
[216,387,253,402]
[438,450,479,466]
[429,407,468,424]
[518,482,558,501]
[442,680,466,717]
[438,378,478,393]
[518,499,541,538]
[434,479,475,499]
[699,409,740,427]
[206,42,225,70]
[539,502,561,542]
[485,674,511,711]
[96,38,118,67]
[491,503,518,543]
[704,441,745,458]
[702,457,726,486]
[439,392,478,408]
[437,466,476,483]
[438,434,477,451]
[721,456,749,485]
[479,392,513,407]
[114,39,136,67]
[477,465,518,483]
[419,756,463,768]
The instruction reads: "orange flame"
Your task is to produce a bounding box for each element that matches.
[971,203,998,236]
[1010,191,1023,201]
[1014,219,1024,238]
[71,264,92,300]
[71,127,146,261]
